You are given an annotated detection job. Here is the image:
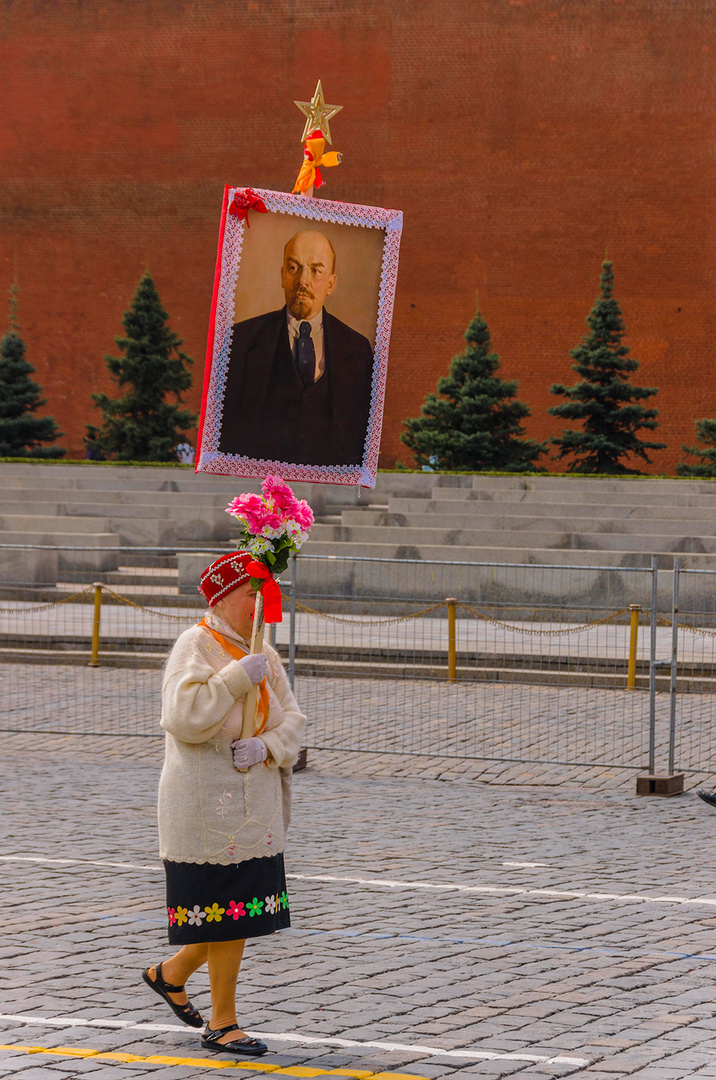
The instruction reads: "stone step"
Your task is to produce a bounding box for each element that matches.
[429,486,716,507]
[102,567,182,589]
[0,503,244,545]
[0,532,119,575]
[431,475,716,494]
[1,647,698,690]
[340,509,716,533]
[0,513,111,533]
[0,465,262,494]
[0,529,118,547]
[308,523,716,554]
[299,539,716,569]
[0,498,175,517]
[385,497,716,520]
[4,632,714,678]
[0,488,238,508]
[0,465,387,510]
[2,460,714,495]
[386,496,716,517]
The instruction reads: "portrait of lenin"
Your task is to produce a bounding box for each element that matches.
[218,228,374,467]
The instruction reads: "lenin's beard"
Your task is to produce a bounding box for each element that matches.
[287,286,314,320]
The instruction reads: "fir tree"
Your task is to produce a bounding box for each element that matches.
[548,260,665,473]
[677,419,716,477]
[0,279,65,458]
[91,272,197,461]
[400,308,545,472]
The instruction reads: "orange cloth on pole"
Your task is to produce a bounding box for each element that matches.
[292,134,341,194]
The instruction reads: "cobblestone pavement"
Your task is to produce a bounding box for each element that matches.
[2,664,714,788]
[3,733,716,1079]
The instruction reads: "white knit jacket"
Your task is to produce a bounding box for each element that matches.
[157,620,305,865]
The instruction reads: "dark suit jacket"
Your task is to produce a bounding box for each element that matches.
[218,306,374,466]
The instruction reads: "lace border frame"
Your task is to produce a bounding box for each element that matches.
[196,186,403,488]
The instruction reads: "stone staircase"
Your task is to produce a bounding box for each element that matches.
[303,475,716,569]
[3,465,716,595]
[0,462,374,586]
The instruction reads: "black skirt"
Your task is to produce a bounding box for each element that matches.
[164,853,290,945]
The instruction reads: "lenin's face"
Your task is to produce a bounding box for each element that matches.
[281,231,336,321]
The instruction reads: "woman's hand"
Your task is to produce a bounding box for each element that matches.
[232,737,268,768]
[238,653,268,684]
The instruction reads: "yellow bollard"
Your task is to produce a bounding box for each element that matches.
[89,583,102,668]
[627,603,641,689]
[446,597,457,682]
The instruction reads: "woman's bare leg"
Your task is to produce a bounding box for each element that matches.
[206,939,247,1042]
[146,944,209,1007]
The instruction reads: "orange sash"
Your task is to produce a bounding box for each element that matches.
[199,619,269,736]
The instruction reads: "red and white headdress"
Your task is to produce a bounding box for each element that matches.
[198,551,252,607]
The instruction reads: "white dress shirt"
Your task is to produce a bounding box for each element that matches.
[287,310,325,382]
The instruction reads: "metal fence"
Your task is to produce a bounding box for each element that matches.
[667,563,716,775]
[0,544,713,777]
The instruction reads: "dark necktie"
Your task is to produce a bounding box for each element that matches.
[296,321,316,388]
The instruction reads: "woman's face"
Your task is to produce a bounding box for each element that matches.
[214,580,258,640]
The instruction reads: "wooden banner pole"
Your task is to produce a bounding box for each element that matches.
[241,589,265,738]
[236,590,266,772]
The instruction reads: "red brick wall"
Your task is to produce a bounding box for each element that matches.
[0,0,713,473]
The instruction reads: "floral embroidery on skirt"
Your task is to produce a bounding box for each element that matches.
[164,853,289,944]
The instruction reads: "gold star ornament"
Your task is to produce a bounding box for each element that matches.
[294,80,343,145]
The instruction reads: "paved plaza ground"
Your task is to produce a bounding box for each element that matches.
[2,658,714,788]
[3,732,716,1079]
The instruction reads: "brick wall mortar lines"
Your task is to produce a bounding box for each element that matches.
[0,0,712,472]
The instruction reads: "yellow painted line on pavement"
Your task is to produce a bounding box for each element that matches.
[0,1044,426,1080]
[0,1012,593,1066]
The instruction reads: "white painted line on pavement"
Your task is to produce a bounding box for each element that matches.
[4,854,716,909]
[0,855,161,871]
[288,871,716,908]
[0,1013,590,1066]
[502,861,549,867]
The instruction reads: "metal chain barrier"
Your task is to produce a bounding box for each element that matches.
[290,598,633,633]
[0,585,198,621]
[99,585,198,621]
[656,614,716,637]
[0,586,95,615]
[0,587,636,636]
[456,602,631,635]
[291,597,446,626]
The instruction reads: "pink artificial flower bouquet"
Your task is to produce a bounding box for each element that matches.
[225,475,314,578]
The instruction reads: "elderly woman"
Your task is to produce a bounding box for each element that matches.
[142,551,305,1058]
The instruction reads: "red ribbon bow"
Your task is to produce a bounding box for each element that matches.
[246,560,282,623]
[228,188,268,227]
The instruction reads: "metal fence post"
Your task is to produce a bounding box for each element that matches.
[667,557,680,775]
[627,603,641,689]
[638,556,685,796]
[446,597,457,681]
[88,582,102,668]
[647,556,658,775]
[288,552,296,691]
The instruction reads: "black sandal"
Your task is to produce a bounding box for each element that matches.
[142,963,203,1028]
[201,1024,268,1057]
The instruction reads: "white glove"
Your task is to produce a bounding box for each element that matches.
[238,653,268,684]
[232,737,268,769]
